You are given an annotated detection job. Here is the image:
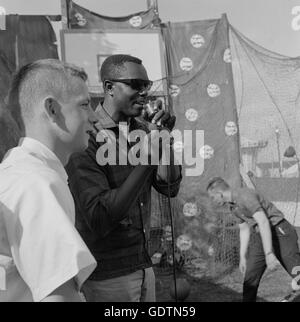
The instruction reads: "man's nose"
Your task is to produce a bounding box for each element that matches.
[139,88,148,97]
[88,107,98,123]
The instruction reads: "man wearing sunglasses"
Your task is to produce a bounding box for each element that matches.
[66,54,182,302]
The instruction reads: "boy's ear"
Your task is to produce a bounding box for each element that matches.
[44,97,60,121]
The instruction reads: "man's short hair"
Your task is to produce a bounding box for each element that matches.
[206,177,230,192]
[100,54,142,82]
[7,58,88,127]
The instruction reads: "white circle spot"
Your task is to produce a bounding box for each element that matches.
[180,57,193,71]
[190,34,205,48]
[207,84,221,98]
[225,121,238,136]
[223,48,232,63]
[183,203,198,217]
[169,84,180,97]
[129,16,142,27]
[199,145,214,159]
[185,108,198,122]
[176,234,193,251]
[74,13,87,26]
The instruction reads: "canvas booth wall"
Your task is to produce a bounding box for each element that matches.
[156,14,242,278]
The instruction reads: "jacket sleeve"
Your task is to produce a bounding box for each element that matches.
[152,165,182,197]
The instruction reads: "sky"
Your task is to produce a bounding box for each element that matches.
[0,0,299,57]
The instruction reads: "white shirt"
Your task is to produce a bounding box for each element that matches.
[0,138,96,302]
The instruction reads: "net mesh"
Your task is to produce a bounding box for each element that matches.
[149,189,240,280]
[230,25,300,227]
[148,22,300,282]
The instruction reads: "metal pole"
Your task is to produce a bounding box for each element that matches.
[0,6,6,30]
[15,15,20,71]
[61,0,71,29]
[167,166,178,303]
[147,0,159,11]
[275,127,282,178]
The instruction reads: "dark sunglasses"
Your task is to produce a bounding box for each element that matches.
[106,78,153,92]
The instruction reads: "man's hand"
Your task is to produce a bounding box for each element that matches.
[147,109,176,132]
[152,110,176,131]
[239,256,247,276]
[265,252,278,271]
[141,108,175,161]
[143,99,176,131]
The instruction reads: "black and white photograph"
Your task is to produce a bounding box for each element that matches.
[0,0,300,307]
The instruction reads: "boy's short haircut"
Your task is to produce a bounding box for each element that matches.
[206,177,230,192]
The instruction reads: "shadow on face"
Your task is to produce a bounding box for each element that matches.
[108,62,151,118]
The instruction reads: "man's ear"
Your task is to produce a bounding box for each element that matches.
[44,97,60,122]
[104,80,114,95]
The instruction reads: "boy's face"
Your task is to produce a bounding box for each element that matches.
[208,189,226,206]
[58,77,96,153]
